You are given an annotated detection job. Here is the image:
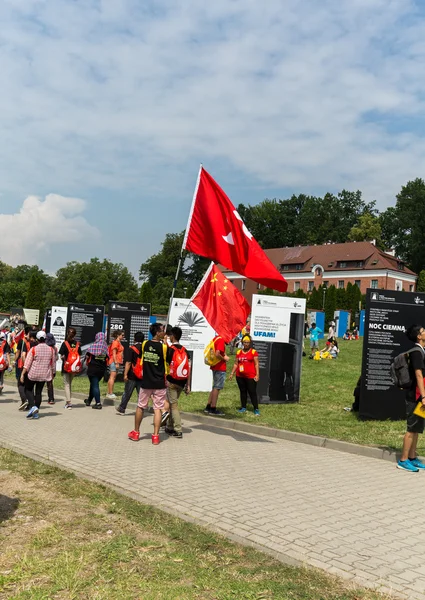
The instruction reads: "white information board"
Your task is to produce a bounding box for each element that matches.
[251,295,306,344]
[50,306,68,370]
[168,298,214,392]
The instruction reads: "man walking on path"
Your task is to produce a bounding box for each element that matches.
[116,331,144,415]
[165,326,190,439]
[204,334,229,416]
[128,323,170,445]
[397,324,425,472]
[20,331,56,419]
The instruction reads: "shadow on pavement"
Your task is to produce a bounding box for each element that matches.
[191,424,274,443]
[0,494,20,524]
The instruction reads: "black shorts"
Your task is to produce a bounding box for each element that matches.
[406,399,425,434]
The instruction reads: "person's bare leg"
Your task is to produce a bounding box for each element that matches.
[401,431,416,461]
[408,432,419,460]
[209,389,220,408]
[153,409,161,436]
[134,407,144,432]
[108,372,117,395]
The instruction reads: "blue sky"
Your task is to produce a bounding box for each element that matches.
[1,0,425,277]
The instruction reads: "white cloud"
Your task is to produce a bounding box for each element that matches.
[0,0,424,217]
[0,194,99,266]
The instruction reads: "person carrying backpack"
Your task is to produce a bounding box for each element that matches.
[116,331,145,415]
[0,332,11,395]
[164,326,190,439]
[397,324,425,472]
[84,332,108,410]
[59,327,82,409]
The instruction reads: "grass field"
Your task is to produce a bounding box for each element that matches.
[5,339,414,453]
[0,447,388,600]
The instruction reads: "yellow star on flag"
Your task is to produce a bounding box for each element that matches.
[223,286,227,291]
[211,273,218,283]
[218,291,222,296]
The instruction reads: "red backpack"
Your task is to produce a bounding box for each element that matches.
[133,341,168,380]
[169,344,190,381]
[0,341,9,371]
[130,345,142,379]
[63,341,82,373]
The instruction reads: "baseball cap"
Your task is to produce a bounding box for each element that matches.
[36,330,46,340]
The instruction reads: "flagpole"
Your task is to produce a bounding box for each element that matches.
[167,164,203,325]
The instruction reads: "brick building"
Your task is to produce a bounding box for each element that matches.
[223,241,417,304]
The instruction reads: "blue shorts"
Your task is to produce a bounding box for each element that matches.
[109,362,117,373]
[212,370,226,390]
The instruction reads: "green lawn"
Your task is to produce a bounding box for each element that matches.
[5,339,413,453]
[0,448,388,600]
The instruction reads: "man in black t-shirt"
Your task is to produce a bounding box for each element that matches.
[128,323,172,445]
[165,326,190,439]
[397,324,425,472]
[116,331,144,415]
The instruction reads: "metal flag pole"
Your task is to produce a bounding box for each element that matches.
[167,164,203,325]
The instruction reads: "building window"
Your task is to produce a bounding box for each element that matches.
[282,265,289,271]
[397,262,405,270]
[371,280,378,289]
[315,267,322,276]
[338,261,347,268]
[308,281,314,292]
[355,280,361,287]
[323,281,329,288]
[410,284,414,292]
[356,261,364,268]
[257,283,261,290]
[241,279,246,291]
[395,280,402,291]
[295,264,303,270]
[294,282,300,291]
[338,280,344,289]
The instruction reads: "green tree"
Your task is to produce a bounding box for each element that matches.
[335,288,347,310]
[324,285,337,324]
[417,270,425,293]
[307,286,321,309]
[349,212,382,245]
[139,282,153,304]
[25,273,44,319]
[85,280,103,305]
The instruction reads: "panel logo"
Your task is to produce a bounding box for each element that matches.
[253,331,276,338]
[414,296,424,305]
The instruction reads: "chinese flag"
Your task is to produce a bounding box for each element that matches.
[183,167,288,292]
[191,263,251,343]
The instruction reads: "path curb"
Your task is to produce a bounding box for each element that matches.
[2,383,401,463]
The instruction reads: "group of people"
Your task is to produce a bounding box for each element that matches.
[307,321,340,360]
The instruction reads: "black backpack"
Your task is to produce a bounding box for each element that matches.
[390,347,423,389]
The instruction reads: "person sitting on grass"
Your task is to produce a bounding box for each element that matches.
[342,330,352,340]
[229,335,260,416]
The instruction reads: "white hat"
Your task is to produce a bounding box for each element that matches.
[36,330,46,340]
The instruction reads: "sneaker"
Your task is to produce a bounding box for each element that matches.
[171,431,183,438]
[203,405,211,414]
[26,406,39,419]
[128,430,140,442]
[47,400,55,405]
[254,409,261,416]
[116,407,125,415]
[165,427,175,435]
[160,411,169,426]
[105,393,116,400]
[18,400,29,411]
[84,398,91,407]
[32,413,40,420]
[409,457,425,470]
[208,408,225,416]
[92,403,102,410]
[343,407,352,412]
[238,408,247,413]
[397,459,419,472]
[152,434,160,445]
[65,403,72,410]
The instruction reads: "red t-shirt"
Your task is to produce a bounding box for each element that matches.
[236,348,258,378]
[211,336,227,372]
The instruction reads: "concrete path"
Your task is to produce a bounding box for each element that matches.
[1,385,425,599]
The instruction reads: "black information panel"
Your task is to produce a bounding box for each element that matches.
[360,289,425,420]
[44,309,52,333]
[107,301,151,350]
[254,313,304,404]
[67,303,105,351]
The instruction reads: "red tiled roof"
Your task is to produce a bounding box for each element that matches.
[262,242,416,275]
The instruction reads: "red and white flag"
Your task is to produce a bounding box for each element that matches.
[183,167,288,292]
[191,263,251,343]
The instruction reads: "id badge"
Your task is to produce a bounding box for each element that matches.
[239,364,244,373]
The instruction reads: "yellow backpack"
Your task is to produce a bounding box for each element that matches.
[204,337,222,367]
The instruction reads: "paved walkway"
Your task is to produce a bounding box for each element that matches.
[1,385,425,599]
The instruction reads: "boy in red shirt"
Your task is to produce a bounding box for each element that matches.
[204,334,229,416]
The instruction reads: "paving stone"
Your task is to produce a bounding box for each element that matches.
[1,383,425,598]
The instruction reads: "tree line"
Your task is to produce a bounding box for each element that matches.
[2,177,425,318]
